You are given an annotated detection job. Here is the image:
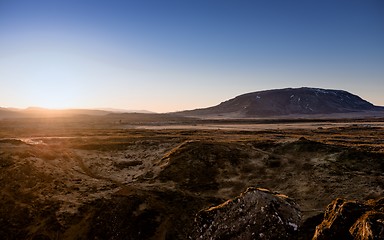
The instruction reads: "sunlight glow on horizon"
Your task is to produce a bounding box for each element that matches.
[0,0,383,112]
[1,44,384,112]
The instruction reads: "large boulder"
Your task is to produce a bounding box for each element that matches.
[192,187,301,239]
[313,197,384,240]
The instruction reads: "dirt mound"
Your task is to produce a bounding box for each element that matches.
[157,141,261,193]
[55,188,223,240]
[192,187,301,239]
[156,138,384,216]
[313,197,384,240]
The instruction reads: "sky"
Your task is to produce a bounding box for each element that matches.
[0,0,383,112]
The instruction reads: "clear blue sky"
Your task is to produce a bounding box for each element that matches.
[0,0,383,112]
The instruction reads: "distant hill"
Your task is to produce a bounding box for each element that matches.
[24,107,110,117]
[0,107,113,119]
[178,87,384,118]
[95,108,155,114]
[0,108,21,119]
[0,107,185,122]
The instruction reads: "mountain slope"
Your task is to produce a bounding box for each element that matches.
[179,87,384,118]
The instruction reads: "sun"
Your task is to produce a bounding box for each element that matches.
[16,50,87,109]
[23,74,84,109]
[30,87,80,109]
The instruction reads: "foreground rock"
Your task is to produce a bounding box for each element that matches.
[192,187,301,239]
[313,197,384,240]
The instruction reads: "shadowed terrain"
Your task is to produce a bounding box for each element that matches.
[0,117,383,239]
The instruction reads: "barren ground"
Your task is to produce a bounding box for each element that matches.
[0,117,383,239]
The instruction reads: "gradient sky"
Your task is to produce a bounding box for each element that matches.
[0,0,383,112]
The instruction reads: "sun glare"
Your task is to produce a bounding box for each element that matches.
[23,79,83,110]
[30,89,80,109]
[14,49,87,109]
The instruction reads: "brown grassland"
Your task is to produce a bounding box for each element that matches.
[0,115,383,239]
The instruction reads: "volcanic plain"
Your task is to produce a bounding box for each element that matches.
[0,115,383,239]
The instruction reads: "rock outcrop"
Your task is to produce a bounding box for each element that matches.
[313,197,384,240]
[192,187,301,239]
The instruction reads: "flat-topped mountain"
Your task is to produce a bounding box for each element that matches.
[178,87,384,118]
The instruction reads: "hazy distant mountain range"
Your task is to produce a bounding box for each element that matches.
[1,88,383,119]
[0,107,153,119]
[177,87,384,118]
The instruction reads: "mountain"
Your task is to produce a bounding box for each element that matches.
[178,87,384,118]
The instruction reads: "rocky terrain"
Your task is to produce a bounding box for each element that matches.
[0,117,383,239]
[178,87,384,118]
[193,187,301,239]
[313,197,384,239]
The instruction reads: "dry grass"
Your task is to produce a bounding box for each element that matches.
[0,117,383,239]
